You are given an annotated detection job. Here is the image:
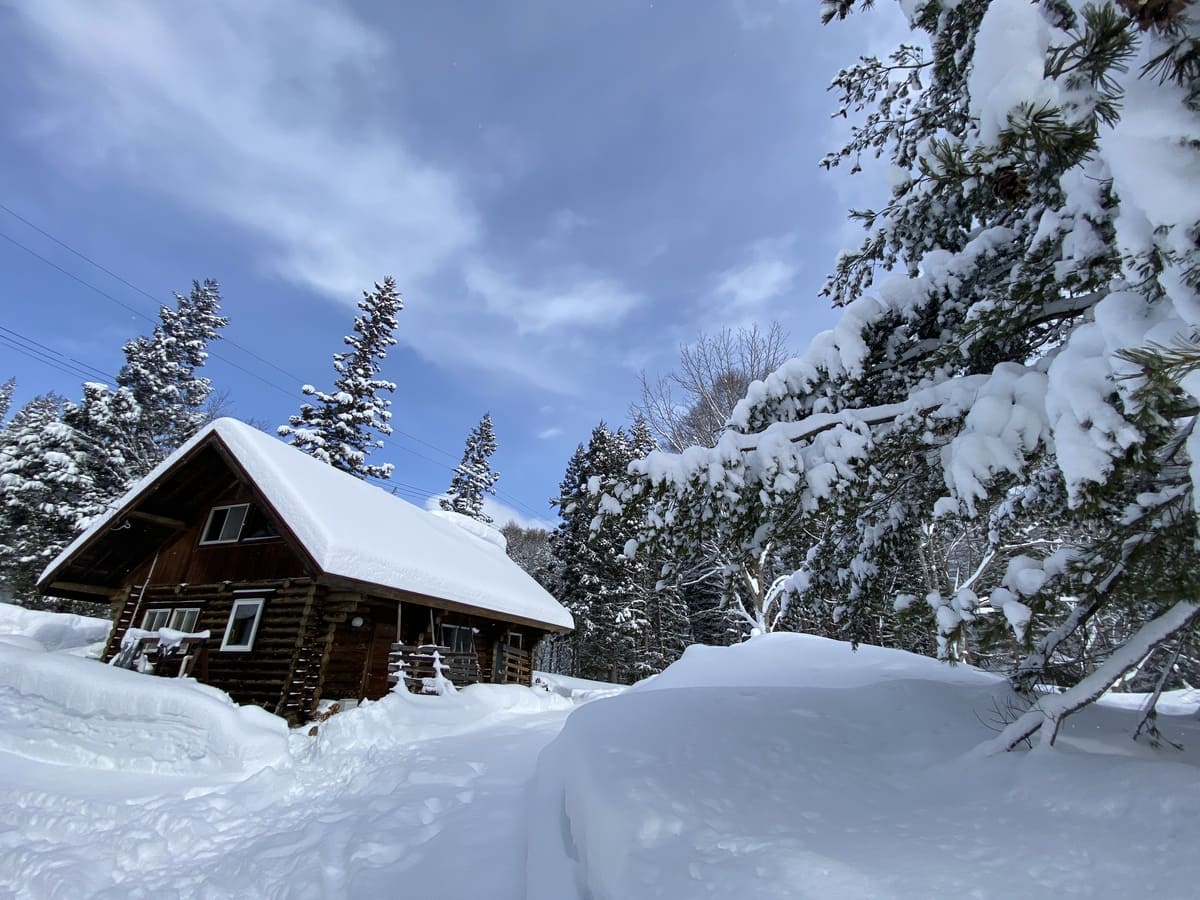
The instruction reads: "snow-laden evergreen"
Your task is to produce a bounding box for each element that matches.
[66,279,228,483]
[440,412,500,522]
[0,395,98,598]
[552,422,690,682]
[602,0,1200,737]
[278,277,402,480]
[0,378,13,423]
[1,282,226,603]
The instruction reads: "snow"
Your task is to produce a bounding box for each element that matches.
[41,418,572,631]
[0,641,288,777]
[968,0,1056,146]
[0,601,110,653]
[528,633,1200,899]
[2,621,1197,898]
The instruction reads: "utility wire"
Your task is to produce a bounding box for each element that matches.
[0,201,309,385]
[0,225,301,399]
[0,325,114,382]
[0,333,107,384]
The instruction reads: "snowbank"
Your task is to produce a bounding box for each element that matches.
[631,631,1000,693]
[535,671,625,703]
[0,601,110,652]
[310,683,573,757]
[528,634,1200,900]
[0,643,289,777]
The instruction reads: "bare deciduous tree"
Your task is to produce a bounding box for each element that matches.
[634,322,790,452]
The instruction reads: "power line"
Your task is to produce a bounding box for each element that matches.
[0,333,108,384]
[0,325,114,382]
[0,225,301,400]
[0,201,310,386]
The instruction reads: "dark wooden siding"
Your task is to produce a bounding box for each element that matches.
[151,482,307,586]
[104,578,317,718]
[321,595,398,702]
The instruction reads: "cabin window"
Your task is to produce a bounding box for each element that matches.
[142,609,171,631]
[506,631,525,650]
[168,608,200,633]
[200,504,248,545]
[220,598,265,651]
[143,607,201,633]
[241,505,280,541]
[440,624,475,654]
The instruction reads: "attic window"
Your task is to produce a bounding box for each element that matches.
[200,504,248,544]
[241,505,280,541]
[220,598,265,651]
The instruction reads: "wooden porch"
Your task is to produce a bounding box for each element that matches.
[388,640,533,694]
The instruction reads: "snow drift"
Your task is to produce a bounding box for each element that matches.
[0,601,110,653]
[0,642,289,777]
[527,633,1200,900]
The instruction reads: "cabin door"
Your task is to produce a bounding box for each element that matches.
[360,617,398,700]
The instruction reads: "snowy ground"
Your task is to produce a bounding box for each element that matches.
[529,636,1200,900]
[2,605,1197,899]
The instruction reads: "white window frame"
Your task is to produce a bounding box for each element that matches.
[220,598,265,651]
[199,504,249,545]
[167,607,201,633]
[142,608,171,631]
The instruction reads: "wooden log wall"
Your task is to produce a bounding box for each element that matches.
[104,578,317,720]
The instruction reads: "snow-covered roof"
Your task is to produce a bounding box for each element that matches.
[41,418,573,632]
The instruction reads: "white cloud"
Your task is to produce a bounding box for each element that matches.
[8,1,650,395]
[11,1,479,301]
[713,234,800,310]
[731,0,795,31]
[537,426,564,440]
[463,261,642,335]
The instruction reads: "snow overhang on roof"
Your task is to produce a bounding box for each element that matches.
[40,418,574,633]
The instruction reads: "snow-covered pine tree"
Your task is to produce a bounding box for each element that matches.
[0,394,98,599]
[118,278,227,465]
[440,412,500,523]
[278,277,402,480]
[604,0,1200,744]
[552,421,689,682]
[64,279,228,487]
[551,426,639,681]
[622,417,692,676]
[0,378,14,423]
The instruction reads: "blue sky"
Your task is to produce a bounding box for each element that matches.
[0,0,904,528]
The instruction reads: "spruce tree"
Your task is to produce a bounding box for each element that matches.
[0,394,97,599]
[64,279,228,485]
[279,277,402,480]
[551,421,690,682]
[0,378,14,423]
[440,412,500,523]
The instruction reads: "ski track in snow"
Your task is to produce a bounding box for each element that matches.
[0,709,570,900]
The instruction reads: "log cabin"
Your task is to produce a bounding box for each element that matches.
[37,418,573,724]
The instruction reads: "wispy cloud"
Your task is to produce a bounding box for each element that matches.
[463,261,642,336]
[537,426,563,440]
[11,1,478,300]
[713,234,800,311]
[7,0,640,395]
